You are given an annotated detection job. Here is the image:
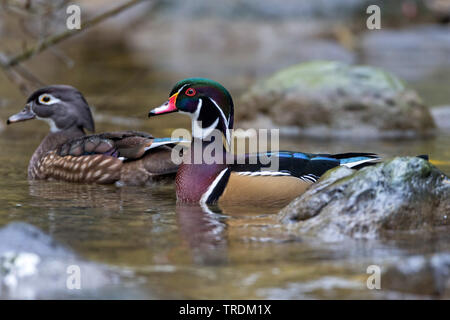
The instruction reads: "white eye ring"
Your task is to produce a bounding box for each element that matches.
[38,94,61,105]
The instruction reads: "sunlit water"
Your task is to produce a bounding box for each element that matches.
[0,38,449,299]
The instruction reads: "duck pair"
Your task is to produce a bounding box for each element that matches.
[7,79,381,206]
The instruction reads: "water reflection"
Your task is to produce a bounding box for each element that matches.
[27,179,177,208]
[176,204,229,265]
[28,181,125,210]
[0,12,449,298]
[0,164,448,299]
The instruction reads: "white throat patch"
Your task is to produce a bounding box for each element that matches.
[189,98,231,147]
[208,97,231,147]
[36,116,60,133]
[31,103,61,132]
[191,99,219,140]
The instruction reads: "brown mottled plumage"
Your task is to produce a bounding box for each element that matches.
[7,85,182,185]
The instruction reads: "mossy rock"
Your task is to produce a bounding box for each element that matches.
[239,61,436,138]
[279,157,450,241]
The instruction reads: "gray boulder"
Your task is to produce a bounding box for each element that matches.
[279,157,450,241]
[0,222,141,299]
[239,61,436,138]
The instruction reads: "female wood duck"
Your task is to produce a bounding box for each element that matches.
[148,78,382,207]
[7,85,184,185]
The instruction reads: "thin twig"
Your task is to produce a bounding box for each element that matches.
[4,0,146,67]
[13,63,46,87]
[0,53,34,95]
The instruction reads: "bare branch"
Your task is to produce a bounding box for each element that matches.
[0,53,35,95]
[4,0,147,67]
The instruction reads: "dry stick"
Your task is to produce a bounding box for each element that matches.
[4,0,146,67]
[0,0,147,94]
[0,54,34,95]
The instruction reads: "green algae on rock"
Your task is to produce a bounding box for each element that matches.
[279,157,450,241]
[239,61,436,138]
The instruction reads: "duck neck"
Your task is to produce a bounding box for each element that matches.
[185,137,228,165]
[176,97,234,202]
[191,97,233,151]
[176,137,228,203]
[28,126,85,177]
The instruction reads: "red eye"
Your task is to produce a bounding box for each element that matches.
[185,88,196,96]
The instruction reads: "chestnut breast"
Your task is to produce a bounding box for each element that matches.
[176,163,227,203]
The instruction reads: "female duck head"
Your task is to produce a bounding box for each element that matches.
[149,78,234,146]
[7,85,95,133]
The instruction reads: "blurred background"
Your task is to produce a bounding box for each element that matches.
[0,0,449,300]
[1,0,450,134]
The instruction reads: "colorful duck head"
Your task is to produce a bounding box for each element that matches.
[149,78,234,147]
[7,85,95,133]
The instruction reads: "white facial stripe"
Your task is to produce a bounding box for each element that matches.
[192,97,202,120]
[208,97,231,146]
[208,97,229,128]
[191,98,220,140]
[177,84,189,94]
[191,99,202,139]
[193,118,219,140]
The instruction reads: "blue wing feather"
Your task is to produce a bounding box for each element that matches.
[230,151,380,180]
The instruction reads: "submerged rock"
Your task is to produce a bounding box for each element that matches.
[382,253,450,298]
[239,61,435,138]
[279,157,450,241]
[0,222,138,299]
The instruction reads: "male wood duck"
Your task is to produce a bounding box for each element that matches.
[7,85,184,185]
[148,78,383,207]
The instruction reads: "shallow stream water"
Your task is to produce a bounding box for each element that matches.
[0,39,449,299]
